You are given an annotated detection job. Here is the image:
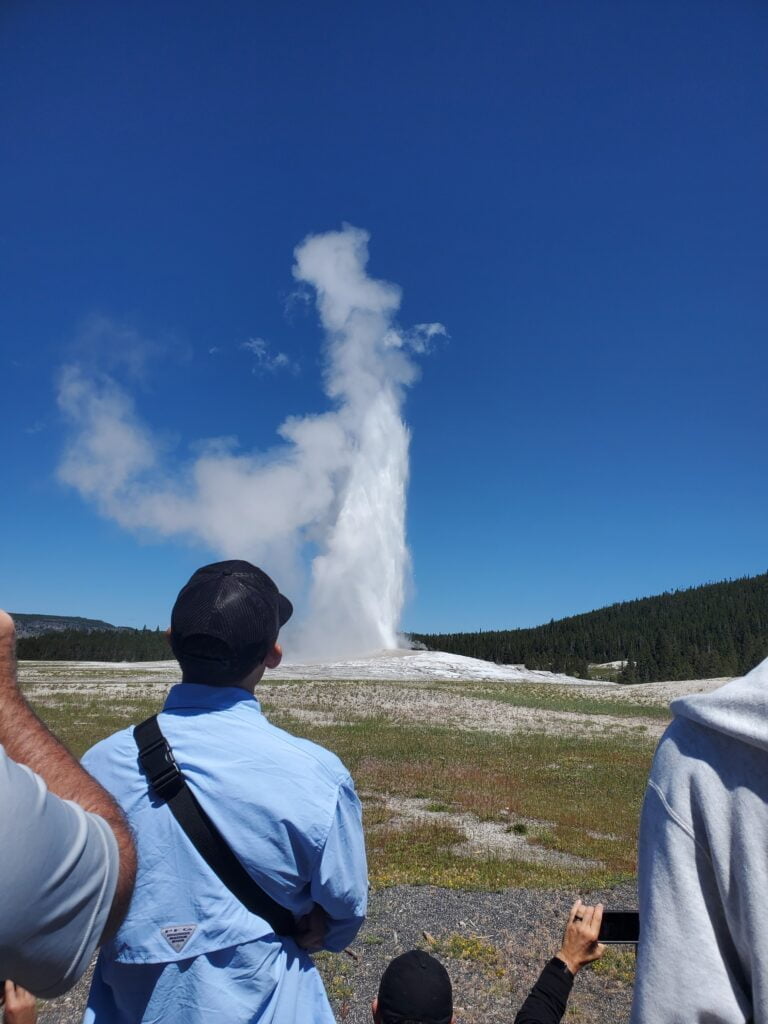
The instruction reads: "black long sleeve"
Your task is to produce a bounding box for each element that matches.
[513,957,574,1024]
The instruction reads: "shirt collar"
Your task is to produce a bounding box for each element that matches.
[163,683,260,713]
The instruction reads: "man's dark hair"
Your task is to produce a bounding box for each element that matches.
[173,634,273,686]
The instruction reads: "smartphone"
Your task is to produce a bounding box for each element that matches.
[598,911,639,944]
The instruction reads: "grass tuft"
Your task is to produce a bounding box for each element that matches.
[427,932,503,974]
[592,947,637,985]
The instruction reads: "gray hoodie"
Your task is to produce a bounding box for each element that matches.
[631,656,768,1023]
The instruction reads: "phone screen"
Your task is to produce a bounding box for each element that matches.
[598,911,640,944]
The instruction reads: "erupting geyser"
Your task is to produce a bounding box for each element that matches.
[57,225,445,659]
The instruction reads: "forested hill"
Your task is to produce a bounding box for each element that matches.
[11,613,120,639]
[410,573,768,683]
[17,627,169,661]
[12,612,171,661]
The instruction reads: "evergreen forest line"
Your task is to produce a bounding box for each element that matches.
[17,627,170,662]
[410,573,768,683]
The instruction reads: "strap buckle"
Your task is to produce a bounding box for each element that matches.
[138,736,183,800]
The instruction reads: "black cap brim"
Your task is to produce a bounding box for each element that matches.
[278,593,293,628]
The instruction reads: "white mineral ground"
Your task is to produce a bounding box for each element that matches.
[371,795,604,870]
[19,651,729,794]
[18,650,729,739]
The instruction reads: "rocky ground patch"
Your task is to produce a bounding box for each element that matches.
[37,884,638,1024]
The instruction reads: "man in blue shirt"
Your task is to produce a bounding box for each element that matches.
[82,560,368,1024]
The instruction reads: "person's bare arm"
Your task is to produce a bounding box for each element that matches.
[0,610,136,938]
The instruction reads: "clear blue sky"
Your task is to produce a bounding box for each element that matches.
[1,0,766,634]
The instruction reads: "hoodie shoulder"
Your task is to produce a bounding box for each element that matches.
[669,655,768,754]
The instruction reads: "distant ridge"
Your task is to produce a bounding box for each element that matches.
[11,613,122,639]
[411,572,768,683]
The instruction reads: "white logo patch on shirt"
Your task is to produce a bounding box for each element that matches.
[161,924,197,953]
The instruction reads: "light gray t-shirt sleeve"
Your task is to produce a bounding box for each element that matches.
[0,745,119,997]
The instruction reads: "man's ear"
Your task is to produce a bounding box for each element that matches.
[371,996,380,1023]
[264,642,282,670]
[165,627,172,647]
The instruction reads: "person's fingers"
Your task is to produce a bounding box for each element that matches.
[563,900,583,947]
[559,901,609,973]
[5,981,19,1009]
[0,611,15,641]
[6,982,36,1012]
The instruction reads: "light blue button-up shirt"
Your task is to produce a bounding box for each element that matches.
[82,683,368,1024]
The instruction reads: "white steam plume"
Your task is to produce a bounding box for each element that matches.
[57,225,445,659]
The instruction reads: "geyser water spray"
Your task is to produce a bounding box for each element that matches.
[57,225,444,659]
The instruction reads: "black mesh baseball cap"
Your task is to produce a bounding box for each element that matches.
[170,560,292,685]
[377,950,453,1024]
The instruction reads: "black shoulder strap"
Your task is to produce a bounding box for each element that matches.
[133,715,295,937]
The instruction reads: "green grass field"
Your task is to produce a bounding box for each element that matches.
[271,711,653,889]
[21,666,665,893]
